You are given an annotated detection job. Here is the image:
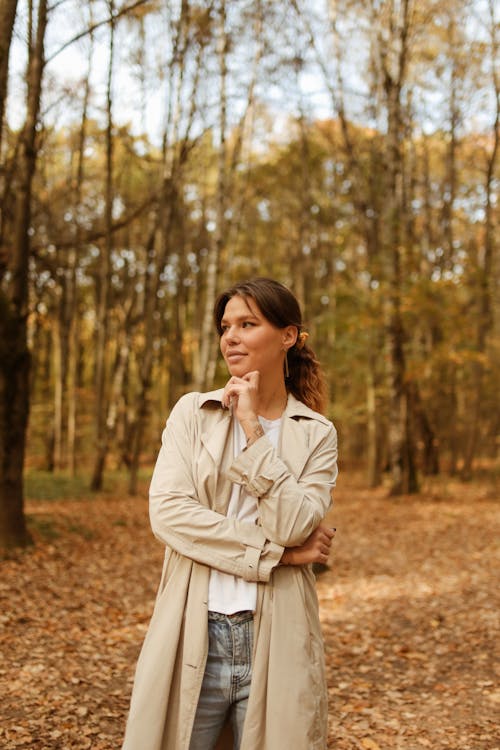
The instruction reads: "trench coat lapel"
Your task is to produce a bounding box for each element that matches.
[199,390,234,514]
[201,413,231,465]
[280,393,321,479]
[280,415,309,479]
[199,389,231,464]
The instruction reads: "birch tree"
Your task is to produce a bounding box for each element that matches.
[126,0,211,494]
[90,0,116,491]
[195,0,265,389]
[196,0,229,390]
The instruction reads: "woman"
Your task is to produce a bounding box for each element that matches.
[122,278,338,750]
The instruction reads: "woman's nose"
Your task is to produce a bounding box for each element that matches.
[225,326,239,342]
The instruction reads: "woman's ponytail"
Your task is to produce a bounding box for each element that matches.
[287,338,327,414]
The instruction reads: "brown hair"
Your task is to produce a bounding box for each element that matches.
[214,277,327,413]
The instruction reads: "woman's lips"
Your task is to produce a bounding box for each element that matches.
[226,352,246,362]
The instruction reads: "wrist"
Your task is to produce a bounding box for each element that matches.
[240,416,264,446]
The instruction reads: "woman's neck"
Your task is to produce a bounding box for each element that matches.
[256,382,288,420]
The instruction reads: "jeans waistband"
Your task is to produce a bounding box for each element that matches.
[208,610,254,624]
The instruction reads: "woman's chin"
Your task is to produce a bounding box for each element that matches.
[226,361,251,377]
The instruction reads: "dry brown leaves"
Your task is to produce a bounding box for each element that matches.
[320,477,499,750]
[0,475,498,749]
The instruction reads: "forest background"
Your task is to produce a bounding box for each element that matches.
[0,0,498,550]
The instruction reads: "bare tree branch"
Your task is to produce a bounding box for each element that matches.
[45,0,154,64]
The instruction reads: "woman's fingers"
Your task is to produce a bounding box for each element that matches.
[283,524,336,566]
[222,372,261,421]
[313,525,336,561]
[222,376,245,407]
[315,527,334,543]
[222,373,259,407]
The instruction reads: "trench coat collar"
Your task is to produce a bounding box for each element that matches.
[198,388,330,478]
[198,387,329,424]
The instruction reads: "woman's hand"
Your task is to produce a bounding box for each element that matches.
[222,372,264,445]
[280,524,335,566]
[222,371,260,419]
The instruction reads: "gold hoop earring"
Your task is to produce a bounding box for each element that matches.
[284,351,290,379]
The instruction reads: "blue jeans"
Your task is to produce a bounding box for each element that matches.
[189,611,254,750]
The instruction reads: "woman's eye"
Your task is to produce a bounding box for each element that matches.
[242,321,254,328]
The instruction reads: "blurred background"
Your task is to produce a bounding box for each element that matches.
[0,0,498,547]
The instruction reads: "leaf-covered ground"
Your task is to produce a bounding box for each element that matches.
[0,474,498,749]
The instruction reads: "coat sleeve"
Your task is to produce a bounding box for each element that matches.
[226,420,338,547]
[149,394,283,583]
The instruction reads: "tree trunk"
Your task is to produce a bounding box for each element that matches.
[167,213,189,407]
[461,3,498,478]
[441,17,458,271]
[196,0,228,391]
[366,353,382,487]
[52,310,64,469]
[127,211,160,496]
[127,0,201,494]
[67,313,79,476]
[0,0,48,550]
[448,370,459,475]
[93,322,132,489]
[68,24,93,476]
[0,0,18,160]
[377,0,418,495]
[90,0,114,491]
[409,381,439,475]
[291,108,312,310]
[0,301,31,548]
[404,382,419,493]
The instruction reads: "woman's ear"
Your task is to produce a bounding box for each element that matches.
[282,326,298,350]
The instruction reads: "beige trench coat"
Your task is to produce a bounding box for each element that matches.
[122,389,338,750]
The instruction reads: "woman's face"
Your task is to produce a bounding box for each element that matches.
[220,295,296,380]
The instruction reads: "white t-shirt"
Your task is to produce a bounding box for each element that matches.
[208,414,281,614]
